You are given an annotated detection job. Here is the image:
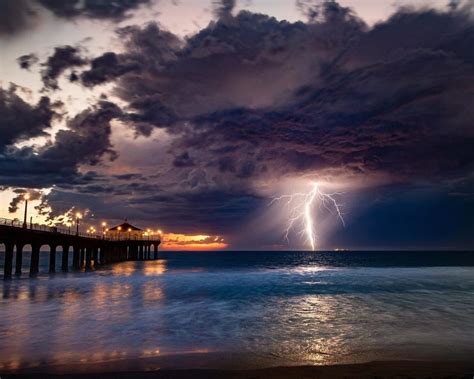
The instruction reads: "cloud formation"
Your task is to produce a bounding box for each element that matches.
[73,1,474,186]
[0,0,151,36]
[40,45,87,90]
[3,0,474,248]
[0,99,121,187]
[0,84,57,151]
[37,0,151,21]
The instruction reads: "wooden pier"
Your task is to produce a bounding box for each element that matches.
[0,219,161,279]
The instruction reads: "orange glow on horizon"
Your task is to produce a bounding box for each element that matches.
[161,233,228,251]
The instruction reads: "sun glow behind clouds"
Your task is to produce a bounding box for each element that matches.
[161,233,227,251]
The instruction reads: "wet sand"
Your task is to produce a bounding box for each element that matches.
[3,360,474,379]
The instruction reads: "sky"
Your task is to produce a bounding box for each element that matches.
[0,0,473,251]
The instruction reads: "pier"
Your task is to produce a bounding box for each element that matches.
[0,218,161,279]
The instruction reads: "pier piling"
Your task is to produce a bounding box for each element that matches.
[30,244,40,276]
[15,244,23,275]
[49,245,56,273]
[61,245,69,272]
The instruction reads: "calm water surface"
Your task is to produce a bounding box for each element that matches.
[1,251,474,371]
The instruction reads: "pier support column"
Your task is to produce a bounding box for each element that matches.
[85,247,92,270]
[30,244,40,276]
[80,248,85,268]
[101,247,107,264]
[93,247,99,266]
[73,246,80,269]
[61,245,69,272]
[49,245,56,273]
[153,245,158,259]
[15,244,23,275]
[3,242,14,279]
[133,245,138,260]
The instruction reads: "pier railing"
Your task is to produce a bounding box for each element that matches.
[0,217,156,242]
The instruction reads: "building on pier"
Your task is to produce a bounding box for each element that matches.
[108,221,143,240]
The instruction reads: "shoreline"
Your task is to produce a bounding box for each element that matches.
[3,360,474,379]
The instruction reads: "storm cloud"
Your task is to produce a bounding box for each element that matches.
[0,100,122,188]
[41,45,87,90]
[0,84,57,151]
[0,0,151,36]
[3,0,474,248]
[70,1,474,186]
[37,0,151,21]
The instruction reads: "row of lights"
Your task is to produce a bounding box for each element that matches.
[86,222,163,240]
[20,195,163,239]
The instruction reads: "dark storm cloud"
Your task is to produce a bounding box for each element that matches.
[127,188,264,233]
[213,0,235,19]
[0,84,57,151]
[41,45,87,90]
[0,0,36,36]
[37,0,151,21]
[5,0,474,247]
[0,0,151,36]
[77,1,474,185]
[17,53,39,70]
[46,0,473,243]
[173,152,195,168]
[80,52,140,87]
[0,100,122,188]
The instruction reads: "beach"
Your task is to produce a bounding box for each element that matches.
[4,360,474,378]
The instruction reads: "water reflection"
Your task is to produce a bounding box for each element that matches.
[1,254,474,371]
[0,260,172,370]
[112,262,137,276]
[144,260,167,276]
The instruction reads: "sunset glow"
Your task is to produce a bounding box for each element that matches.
[161,233,228,251]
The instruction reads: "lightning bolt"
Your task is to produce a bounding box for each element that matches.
[270,181,345,251]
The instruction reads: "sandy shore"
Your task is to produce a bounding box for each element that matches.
[3,361,474,378]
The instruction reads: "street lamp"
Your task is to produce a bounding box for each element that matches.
[102,222,107,239]
[128,227,132,240]
[23,193,30,228]
[75,212,82,236]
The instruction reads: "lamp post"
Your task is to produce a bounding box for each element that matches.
[23,193,30,228]
[128,228,132,240]
[75,212,82,236]
[102,222,107,239]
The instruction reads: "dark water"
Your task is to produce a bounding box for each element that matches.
[1,251,474,371]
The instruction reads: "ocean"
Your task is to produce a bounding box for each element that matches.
[1,251,474,372]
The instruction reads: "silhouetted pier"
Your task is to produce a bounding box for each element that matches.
[0,218,161,279]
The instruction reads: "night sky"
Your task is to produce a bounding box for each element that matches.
[1,0,473,250]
